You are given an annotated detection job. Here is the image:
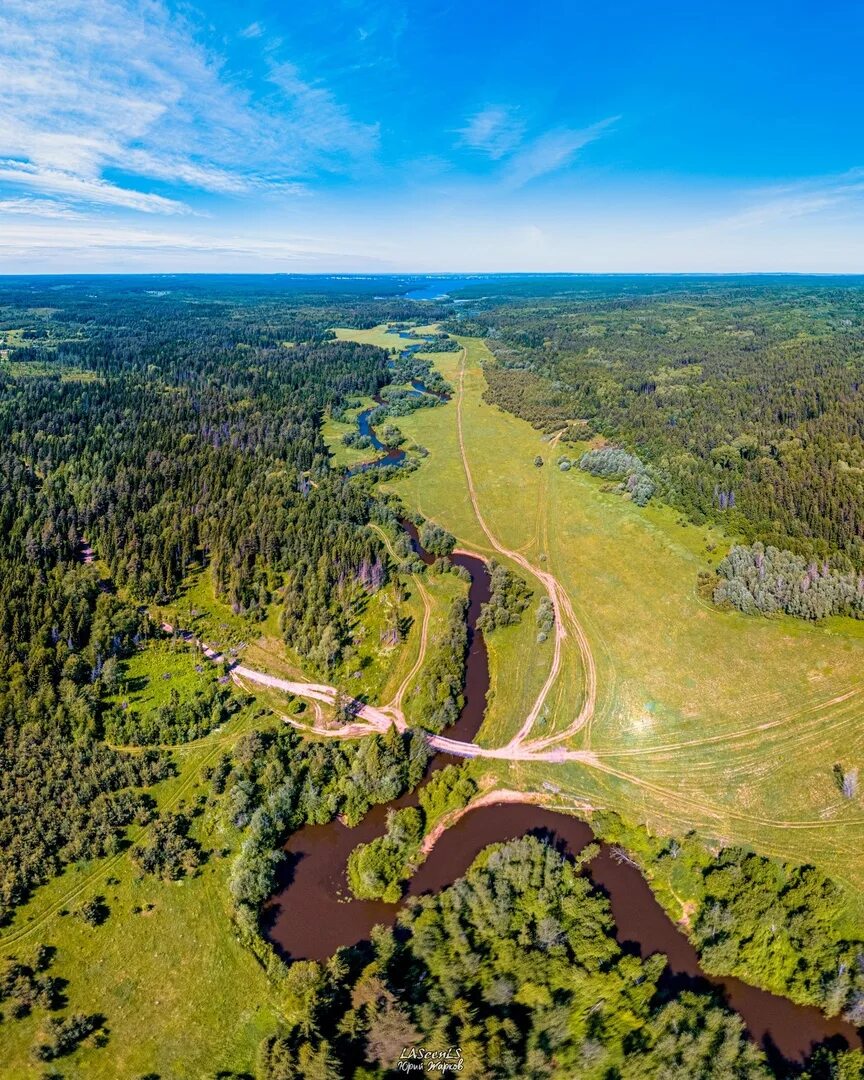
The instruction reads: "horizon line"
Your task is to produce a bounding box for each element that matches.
[2,270,864,279]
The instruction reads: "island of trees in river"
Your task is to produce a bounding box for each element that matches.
[3,274,864,1076]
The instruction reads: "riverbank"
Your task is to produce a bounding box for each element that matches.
[259,518,862,1065]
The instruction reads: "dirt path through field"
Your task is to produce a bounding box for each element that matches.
[452,346,597,748]
[371,524,433,715]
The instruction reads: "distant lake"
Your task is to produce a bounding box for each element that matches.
[404,277,490,301]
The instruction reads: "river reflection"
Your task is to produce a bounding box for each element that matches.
[263,526,861,1065]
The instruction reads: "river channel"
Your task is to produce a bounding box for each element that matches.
[266,454,861,1065]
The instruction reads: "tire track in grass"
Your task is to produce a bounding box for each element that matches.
[0,713,261,949]
[371,525,433,715]
[451,345,597,748]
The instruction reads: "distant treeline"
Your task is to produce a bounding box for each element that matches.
[468,285,864,570]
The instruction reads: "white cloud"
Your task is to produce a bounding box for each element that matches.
[711,172,864,232]
[4,196,864,274]
[458,106,525,159]
[267,63,380,169]
[240,21,263,39]
[0,160,189,214]
[501,117,619,187]
[0,216,396,272]
[0,196,81,218]
[456,106,617,186]
[0,0,377,215]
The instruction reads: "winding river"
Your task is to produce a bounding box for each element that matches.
[347,344,448,475]
[267,465,861,1065]
[349,395,406,473]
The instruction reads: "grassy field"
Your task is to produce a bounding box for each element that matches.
[0,326,97,378]
[0,704,282,1077]
[320,394,380,470]
[109,639,219,715]
[383,344,583,748]
[333,325,428,351]
[330,329,864,921]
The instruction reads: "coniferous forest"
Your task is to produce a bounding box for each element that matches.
[5,275,864,1077]
[0,280,415,919]
[469,281,864,570]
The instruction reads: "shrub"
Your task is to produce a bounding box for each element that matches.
[418,521,456,556]
[579,446,645,479]
[132,813,203,880]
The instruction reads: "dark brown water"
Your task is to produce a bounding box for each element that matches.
[350,396,406,473]
[263,526,862,1065]
[347,347,448,476]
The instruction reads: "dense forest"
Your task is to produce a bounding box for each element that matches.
[462,284,864,570]
[0,281,426,928]
[258,835,864,1079]
[6,277,864,1075]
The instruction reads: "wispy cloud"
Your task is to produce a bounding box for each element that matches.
[267,63,380,170]
[456,105,617,186]
[681,170,864,239]
[0,160,189,214]
[240,21,264,39]
[718,172,864,231]
[0,0,377,216]
[501,117,619,187]
[0,217,394,272]
[458,106,525,159]
[0,196,82,219]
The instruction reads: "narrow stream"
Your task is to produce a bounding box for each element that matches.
[346,344,448,476]
[264,511,862,1064]
[350,394,406,473]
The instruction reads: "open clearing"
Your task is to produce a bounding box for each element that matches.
[378,332,864,919]
[8,324,864,1074]
[0,702,282,1078]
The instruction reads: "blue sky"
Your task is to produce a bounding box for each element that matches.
[1,0,863,272]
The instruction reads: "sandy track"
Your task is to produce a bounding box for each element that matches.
[452,349,597,748]
[165,621,603,764]
[419,788,548,855]
[391,578,430,711]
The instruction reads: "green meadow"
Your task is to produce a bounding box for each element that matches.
[108,639,218,717]
[320,393,379,470]
[0,703,282,1078]
[374,333,864,918]
[333,325,428,351]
